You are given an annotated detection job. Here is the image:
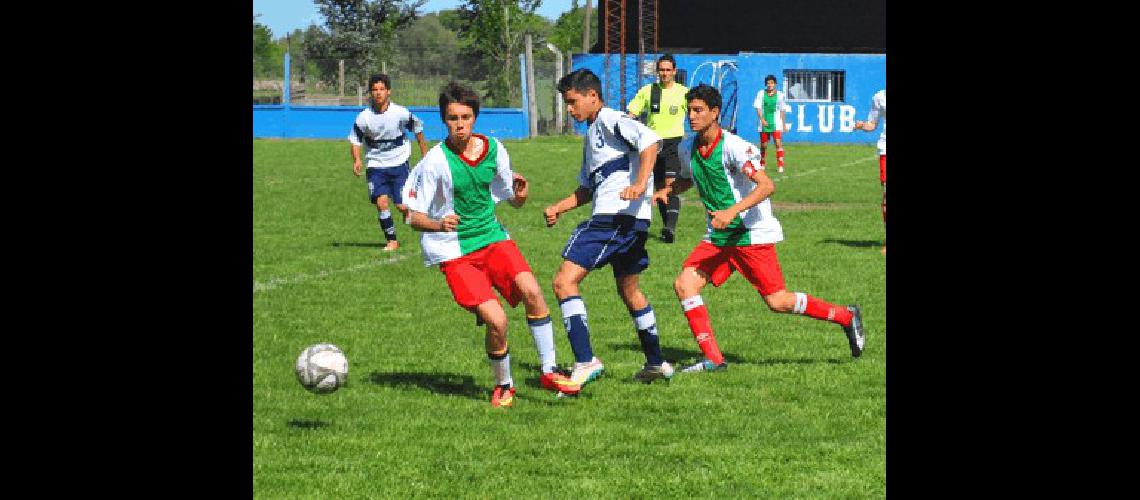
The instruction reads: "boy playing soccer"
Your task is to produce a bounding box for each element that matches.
[653,84,866,373]
[752,75,790,173]
[544,69,674,387]
[349,73,430,251]
[404,82,580,407]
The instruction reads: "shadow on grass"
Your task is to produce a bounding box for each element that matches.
[287,419,330,429]
[606,342,748,365]
[819,238,882,248]
[367,371,483,401]
[331,241,381,248]
[753,357,846,366]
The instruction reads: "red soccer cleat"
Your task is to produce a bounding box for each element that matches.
[540,371,581,395]
[491,384,516,407]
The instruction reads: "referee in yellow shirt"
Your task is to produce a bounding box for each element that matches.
[627,54,688,243]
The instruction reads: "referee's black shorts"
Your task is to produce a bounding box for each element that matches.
[653,137,683,190]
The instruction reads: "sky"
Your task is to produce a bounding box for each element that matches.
[253,0,580,39]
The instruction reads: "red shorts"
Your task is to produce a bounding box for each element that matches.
[439,240,532,311]
[682,241,787,296]
[760,131,782,144]
[879,154,887,184]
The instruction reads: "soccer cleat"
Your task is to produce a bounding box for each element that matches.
[777,166,785,173]
[490,384,516,407]
[661,228,675,244]
[383,240,400,251]
[540,371,582,395]
[633,361,675,383]
[569,357,605,386]
[680,358,728,374]
[842,305,865,358]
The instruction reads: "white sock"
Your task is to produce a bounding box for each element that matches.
[488,351,512,387]
[527,316,557,374]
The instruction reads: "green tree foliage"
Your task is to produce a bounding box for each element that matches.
[253,19,284,77]
[454,0,545,107]
[393,14,459,77]
[549,0,586,55]
[303,0,426,91]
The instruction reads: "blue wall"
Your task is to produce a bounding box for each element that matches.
[570,52,885,144]
[253,105,529,140]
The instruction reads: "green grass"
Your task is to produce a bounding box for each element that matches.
[253,136,886,498]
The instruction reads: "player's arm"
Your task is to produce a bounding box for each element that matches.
[754,92,767,128]
[854,100,881,132]
[708,152,772,229]
[544,187,592,227]
[509,173,528,208]
[621,140,658,200]
[409,211,459,232]
[351,144,363,177]
[654,176,693,201]
[415,131,429,157]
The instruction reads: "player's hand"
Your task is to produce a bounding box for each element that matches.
[544,205,560,227]
[759,119,768,128]
[439,214,460,232]
[620,184,646,201]
[652,188,670,205]
[512,173,529,199]
[353,160,363,177]
[708,209,735,230]
[396,203,410,220]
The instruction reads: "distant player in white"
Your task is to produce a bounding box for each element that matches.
[544,68,675,386]
[403,82,581,407]
[349,73,429,251]
[753,75,792,173]
[854,89,886,255]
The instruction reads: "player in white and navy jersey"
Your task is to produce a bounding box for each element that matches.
[544,69,675,387]
[653,84,866,374]
[349,73,430,252]
[854,89,886,255]
[403,82,580,407]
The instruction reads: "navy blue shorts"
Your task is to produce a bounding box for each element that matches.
[561,214,651,277]
[365,163,409,205]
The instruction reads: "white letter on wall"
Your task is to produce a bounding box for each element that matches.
[797,104,813,133]
[839,105,856,132]
[818,105,835,133]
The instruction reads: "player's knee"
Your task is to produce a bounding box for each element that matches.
[377,197,389,210]
[552,274,572,298]
[763,293,795,313]
[674,275,696,298]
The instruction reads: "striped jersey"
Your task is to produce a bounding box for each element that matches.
[347,102,425,168]
[404,135,515,266]
[867,89,886,155]
[677,128,784,246]
[579,107,662,220]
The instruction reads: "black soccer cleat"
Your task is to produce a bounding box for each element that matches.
[661,228,675,244]
[842,304,865,358]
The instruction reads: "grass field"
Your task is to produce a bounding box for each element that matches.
[253,135,886,498]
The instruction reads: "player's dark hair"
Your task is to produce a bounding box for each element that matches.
[764,74,777,84]
[438,81,481,120]
[557,69,603,99]
[686,84,721,111]
[656,54,676,70]
[368,73,392,90]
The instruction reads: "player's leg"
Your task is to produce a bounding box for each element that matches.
[440,254,517,405]
[653,154,670,239]
[487,241,581,395]
[392,160,411,223]
[366,168,396,248]
[759,132,771,167]
[378,166,408,250]
[551,260,604,385]
[674,244,731,373]
[735,245,865,358]
[880,154,887,255]
[660,138,682,243]
[774,132,785,173]
[606,230,672,382]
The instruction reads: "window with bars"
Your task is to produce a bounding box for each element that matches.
[783,70,846,102]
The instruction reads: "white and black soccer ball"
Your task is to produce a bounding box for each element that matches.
[295,343,348,394]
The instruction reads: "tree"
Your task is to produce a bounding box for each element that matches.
[253,19,283,77]
[393,14,460,77]
[304,0,426,91]
[454,0,544,107]
[549,0,586,55]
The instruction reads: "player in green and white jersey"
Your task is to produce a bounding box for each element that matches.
[404,83,580,407]
[652,85,866,373]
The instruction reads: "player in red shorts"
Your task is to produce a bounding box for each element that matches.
[854,89,886,255]
[653,84,866,373]
[404,82,580,407]
[753,75,791,173]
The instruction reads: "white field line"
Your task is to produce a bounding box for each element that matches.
[772,156,877,182]
[254,253,411,293]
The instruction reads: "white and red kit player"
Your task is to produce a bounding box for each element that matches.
[854,89,886,254]
[753,75,791,173]
[653,84,866,373]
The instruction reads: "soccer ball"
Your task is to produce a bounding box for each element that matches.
[295,343,348,394]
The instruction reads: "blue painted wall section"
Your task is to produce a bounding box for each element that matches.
[569,53,885,144]
[253,105,529,140]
